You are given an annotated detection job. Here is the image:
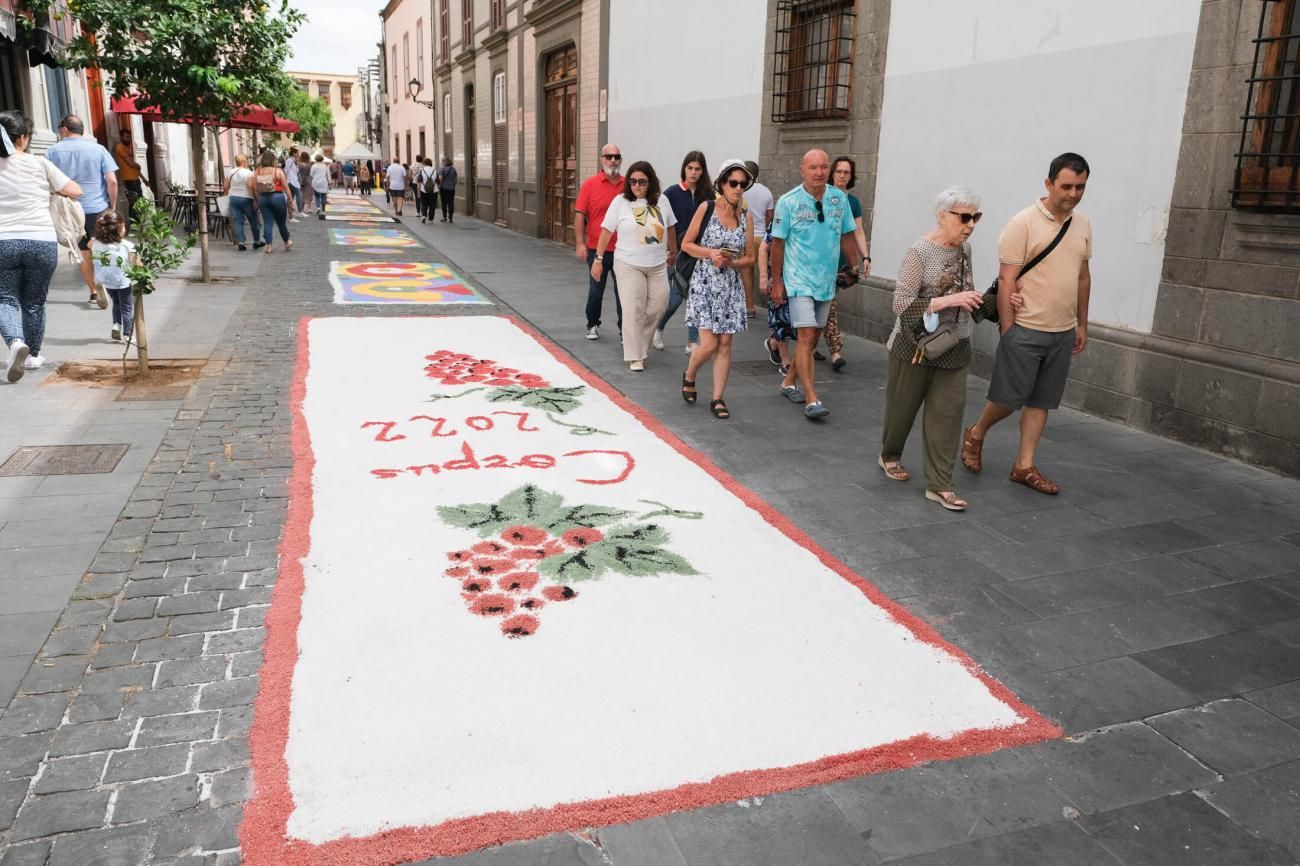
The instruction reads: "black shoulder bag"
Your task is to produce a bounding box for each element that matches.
[671,200,716,297]
[981,217,1071,324]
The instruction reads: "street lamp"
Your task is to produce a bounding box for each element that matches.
[408,78,436,109]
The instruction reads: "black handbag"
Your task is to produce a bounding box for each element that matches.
[981,217,1071,323]
[671,200,716,296]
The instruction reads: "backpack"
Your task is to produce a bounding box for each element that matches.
[255,168,276,194]
[421,167,438,195]
[49,194,86,264]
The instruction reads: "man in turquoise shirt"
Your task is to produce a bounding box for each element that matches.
[46,115,118,304]
[770,149,861,419]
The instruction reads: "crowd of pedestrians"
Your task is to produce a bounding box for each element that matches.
[573,143,1094,510]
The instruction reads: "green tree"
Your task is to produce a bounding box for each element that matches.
[273,85,335,146]
[57,0,304,281]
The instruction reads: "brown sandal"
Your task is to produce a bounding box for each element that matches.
[960,426,983,473]
[878,455,910,482]
[1009,465,1059,495]
[925,490,968,511]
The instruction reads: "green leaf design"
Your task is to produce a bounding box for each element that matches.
[546,504,632,532]
[603,523,670,547]
[537,523,698,581]
[435,502,513,536]
[486,385,586,415]
[537,549,603,582]
[498,484,566,527]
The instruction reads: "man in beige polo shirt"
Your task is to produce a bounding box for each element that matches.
[960,153,1092,495]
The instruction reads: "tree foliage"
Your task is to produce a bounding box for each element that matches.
[271,85,335,146]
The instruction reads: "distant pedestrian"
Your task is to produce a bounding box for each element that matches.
[437,157,458,223]
[821,156,873,372]
[343,160,356,193]
[417,158,438,223]
[682,159,755,420]
[45,114,118,305]
[113,124,144,231]
[0,110,82,382]
[743,160,775,319]
[386,160,408,217]
[309,154,329,214]
[961,152,1093,496]
[222,154,263,251]
[90,210,137,345]
[879,186,987,512]
[655,150,712,355]
[592,160,676,372]
[254,150,292,253]
[283,146,302,219]
[770,149,861,420]
[575,144,625,340]
[357,162,372,196]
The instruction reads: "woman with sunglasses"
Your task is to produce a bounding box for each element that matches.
[822,156,873,371]
[681,159,755,419]
[878,187,987,511]
[591,161,676,371]
[654,150,713,355]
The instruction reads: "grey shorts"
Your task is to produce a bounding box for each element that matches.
[788,296,831,329]
[987,324,1075,410]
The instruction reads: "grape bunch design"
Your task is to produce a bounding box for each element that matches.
[438,484,702,638]
[424,350,551,389]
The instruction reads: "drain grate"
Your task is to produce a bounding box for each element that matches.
[733,360,781,376]
[117,384,191,402]
[0,444,129,477]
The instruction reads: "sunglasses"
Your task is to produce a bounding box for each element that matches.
[602,153,622,161]
[815,199,825,223]
[628,177,649,186]
[722,178,750,190]
[949,211,983,224]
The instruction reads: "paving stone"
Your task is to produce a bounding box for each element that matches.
[121,685,200,719]
[151,803,242,857]
[66,691,128,724]
[199,677,258,710]
[926,820,1122,865]
[110,597,159,622]
[1147,699,1300,776]
[1245,680,1300,722]
[156,657,228,689]
[79,664,155,695]
[0,777,26,831]
[135,711,218,747]
[44,824,152,866]
[0,693,72,736]
[1079,792,1296,865]
[229,652,262,679]
[158,591,223,617]
[103,743,190,783]
[111,774,200,823]
[48,720,134,758]
[135,634,207,663]
[40,625,102,658]
[1156,581,1300,634]
[31,752,107,795]
[1133,630,1300,701]
[0,732,52,781]
[88,642,137,671]
[0,842,51,866]
[1202,760,1300,860]
[71,572,129,600]
[10,788,110,840]
[208,766,251,808]
[122,576,187,599]
[1016,656,1199,732]
[168,611,236,636]
[203,628,263,654]
[190,737,248,773]
[100,617,168,644]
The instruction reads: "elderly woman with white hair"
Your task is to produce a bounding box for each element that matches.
[878,186,991,511]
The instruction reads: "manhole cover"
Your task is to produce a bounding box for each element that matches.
[117,384,191,401]
[733,360,780,376]
[0,444,129,477]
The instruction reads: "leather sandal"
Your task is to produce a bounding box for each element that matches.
[877,455,910,482]
[709,399,730,419]
[960,426,984,473]
[681,372,697,405]
[925,490,968,511]
[1009,464,1060,495]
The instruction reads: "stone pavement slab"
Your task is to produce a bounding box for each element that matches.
[0,197,1295,864]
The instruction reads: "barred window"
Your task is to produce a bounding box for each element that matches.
[1235,0,1300,209]
[491,0,505,31]
[439,0,450,60]
[462,0,474,50]
[771,0,856,123]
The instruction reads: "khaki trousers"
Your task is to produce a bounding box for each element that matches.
[881,354,969,492]
[614,259,669,362]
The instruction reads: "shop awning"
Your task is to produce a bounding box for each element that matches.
[0,0,17,45]
[110,95,282,131]
[24,8,67,68]
[265,115,300,134]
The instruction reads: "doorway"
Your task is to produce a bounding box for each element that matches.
[463,83,476,217]
[542,45,577,244]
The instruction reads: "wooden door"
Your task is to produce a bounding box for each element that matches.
[543,45,577,244]
[463,84,476,217]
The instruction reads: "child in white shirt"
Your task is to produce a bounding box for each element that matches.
[90,211,137,342]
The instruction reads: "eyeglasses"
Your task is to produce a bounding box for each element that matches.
[602,153,622,161]
[815,199,825,223]
[628,178,649,186]
[949,211,983,224]
[722,178,750,190]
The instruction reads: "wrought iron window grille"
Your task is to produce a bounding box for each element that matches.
[771,0,856,123]
[1234,0,1300,210]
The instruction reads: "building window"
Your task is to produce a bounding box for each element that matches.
[771,0,856,122]
[439,0,450,60]
[416,19,424,86]
[444,92,452,134]
[493,71,506,125]
[297,79,310,92]
[45,67,71,130]
[318,82,330,105]
[392,45,399,102]
[395,134,401,160]
[403,33,410,97]
[340,83,353,110]
[1235,0,1300,209]
[490,0,505,31]
[419,128,427,158]
[461,0,473,50]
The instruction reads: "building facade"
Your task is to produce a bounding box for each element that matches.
[287,70,366,158]
[758,0,1298,476]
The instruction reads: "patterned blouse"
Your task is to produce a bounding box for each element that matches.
[886,237,977,370]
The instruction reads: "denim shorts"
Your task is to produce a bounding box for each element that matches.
[788,295,831,329]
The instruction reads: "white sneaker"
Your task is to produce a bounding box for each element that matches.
[23,354,45,371]
[629,360,645,372]
[651,330,665,351]
[585,326,599,340]
[111,324,122,342]
[5,340,29,383]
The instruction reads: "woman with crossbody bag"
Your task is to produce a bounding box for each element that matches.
[254,151,292,253]
[878,186,988,511]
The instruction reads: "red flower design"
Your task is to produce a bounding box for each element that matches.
[445,565,471,579]
[471,540,510,556]
[562,528,604,549]
[510,540,564,561]
[467,594,516,617]
[501,525,549,547]
[447,549,473,562]
[423,352,552,388]
[541,585,578,602]
[461,576,494,594]
[520,597,545,611]
[497,571,540,593]
[501,614,540,637]
[471,557,516,576]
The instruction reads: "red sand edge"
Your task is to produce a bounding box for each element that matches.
[240,315,1063,866]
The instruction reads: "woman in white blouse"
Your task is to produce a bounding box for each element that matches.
[591,161,677,371]
[0,110,82,382]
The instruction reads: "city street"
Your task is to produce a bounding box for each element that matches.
[0,193,1298,865]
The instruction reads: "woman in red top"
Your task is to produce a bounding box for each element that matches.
[254,150,292,253]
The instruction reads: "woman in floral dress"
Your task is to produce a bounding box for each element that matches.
[682,159,755,419]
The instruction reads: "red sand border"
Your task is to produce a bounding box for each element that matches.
[241,315,1061,866]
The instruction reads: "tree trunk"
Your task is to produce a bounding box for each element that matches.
[134,286,149,375]
[189,123,211,283]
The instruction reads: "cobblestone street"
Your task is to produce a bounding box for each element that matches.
[1,198,1299,866]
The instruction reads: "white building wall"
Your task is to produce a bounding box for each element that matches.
[606,0,765,184]
[871,0,1201,333]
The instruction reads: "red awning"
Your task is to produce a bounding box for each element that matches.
[265,116,301,134]
[110,95,285,131]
